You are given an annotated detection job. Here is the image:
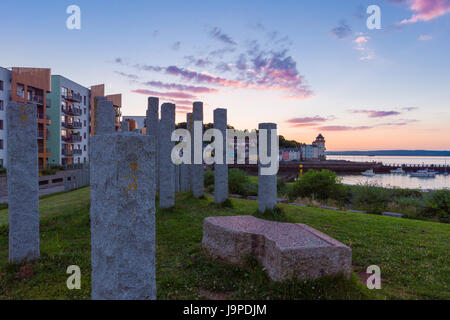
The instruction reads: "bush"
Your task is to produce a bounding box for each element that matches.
[287,169,344,202]
[0,168,6,175]
[204,168,214,187]
[40,168,58,176]
[228,169,257,197]
[277,178,287,196]
[352,182,390,214]
[420,189,450,222]
[391,188,423,199]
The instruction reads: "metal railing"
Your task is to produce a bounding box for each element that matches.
[61,121,82,129]
[62,135,82,143]
[62,92,82,102]
[61,106,82,116]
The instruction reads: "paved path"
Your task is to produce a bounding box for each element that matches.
[0,185,65,203]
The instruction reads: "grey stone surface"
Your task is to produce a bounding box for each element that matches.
[64,175,70,192]
[202,216,352,281]
[258,123,277,212]
[90,132,156,300]
[180,113,193,192]
[120,121,129,132]
[159,103,175,208]
[214,108,228,203]
[192,102,204,198]
[95,99,115,135]
[175,164,180,193]
[146,97,159,193]
[6,102,40,263]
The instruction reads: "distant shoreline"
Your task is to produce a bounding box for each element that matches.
[326,150,450,157]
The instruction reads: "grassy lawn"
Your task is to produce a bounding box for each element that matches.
[0,188,448,299]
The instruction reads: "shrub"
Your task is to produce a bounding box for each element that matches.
[352,182,390,214]
[254,206,288,222]
[41,168,58,176]
[0,168,6,175]
[287,169,344,202]
[391,188,423,199]
[204,168,214,187]
[229,169,249,195]
[420,189,450,223]
[277,178,288,196]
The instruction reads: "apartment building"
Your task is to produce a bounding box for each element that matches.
[89,84,122,135]
[47,75,90,166]
[0,67,52,168]
[0,66,123,168]
[0,67,10,168]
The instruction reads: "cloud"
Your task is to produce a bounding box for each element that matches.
[350,109,402,118]
[402,107,419,111]
[399,0,450,24]
[171,41,181,51]
[330,20,352,39]
[208,26,237,45]
[286,116,328,124]
[114,71,139,80]
[418,34,433,40]
[131,89,197,100]
[184,56,212,67]
[142,81,218,94]
[152,30,159,38]
[317,125,373,131]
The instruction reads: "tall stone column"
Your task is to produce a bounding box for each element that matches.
[159,103,175,208]
[214,108,228,203]
[192,102,204,198]
[180,112,192,192]
[90,132,156,300]
[6,102,39,263]
[258,123,277,212]
[146,97,159,193]
[95,98,115,135]
[120,121,129,132]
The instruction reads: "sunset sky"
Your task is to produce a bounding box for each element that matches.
[1,0,449,150]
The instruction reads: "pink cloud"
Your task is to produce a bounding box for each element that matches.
[418,34,433,40]
[400,0,450,24]
[142,81,218,94]
[317,125,373,131]
[350,109,401,118]
[131,89,196,100]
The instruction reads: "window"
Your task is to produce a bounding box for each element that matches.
[0,80,3,91]
[0,159,3,168]
[0,120,3,130]
[0,139,3,150]
[84,96,86,105]
[84,145,86,151]
[84,120,86,127]
[0,100,3,110]
[83,132,86,139]
[84,108,86,114]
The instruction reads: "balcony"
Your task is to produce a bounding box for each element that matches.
[61,106,82,116]
[61,121,82,129]
[62,149,73,157]
[62,135,82,143]
[62,92,82,103]
[16,90,25,99]
[38,147,51,154]
[62,149,82,157]
[28,95,44,105]
[37,113,51,121]
[37,129,50,139]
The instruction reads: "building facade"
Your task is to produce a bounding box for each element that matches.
[279,134,326,162]
[47,75,90,166]
[0,66,122,168]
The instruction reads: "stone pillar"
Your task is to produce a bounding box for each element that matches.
[258,123,277,212]
[180,112,192,192]
[175,164,180,193]
[90,132,156,300]
[214,108,228,203]
[192,102,204,198]
[146,97,159,193]
[95,98,115,135]
[159,103,175,208]
[120,121,129,132]
[64,175,70,192]
[6,102,39,263]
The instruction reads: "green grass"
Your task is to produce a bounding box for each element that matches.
[0,188,449,299]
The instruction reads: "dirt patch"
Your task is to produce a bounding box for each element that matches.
[199,288,230,300]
